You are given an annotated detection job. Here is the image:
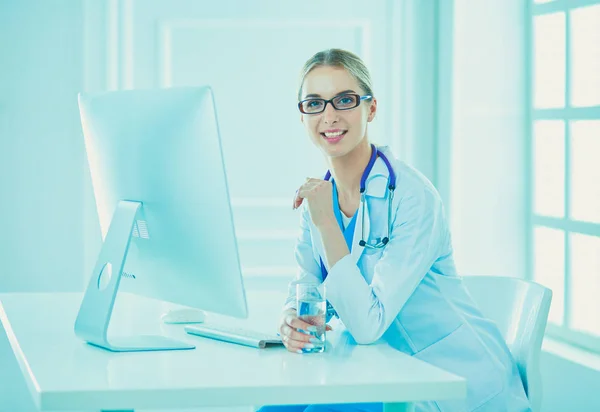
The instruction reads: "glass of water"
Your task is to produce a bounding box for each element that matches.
[296,283,326,353]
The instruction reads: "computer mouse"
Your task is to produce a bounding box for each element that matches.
[161,308,206,324]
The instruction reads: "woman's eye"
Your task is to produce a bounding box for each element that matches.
[335,95,355,106]
[306,100,324,110]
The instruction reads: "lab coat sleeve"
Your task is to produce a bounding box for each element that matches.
[323,186,445,344]
[283,204,323,311]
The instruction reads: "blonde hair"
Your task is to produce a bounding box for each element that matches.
[297,48,374,101]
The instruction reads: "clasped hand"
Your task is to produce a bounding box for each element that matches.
[293,178,336,228]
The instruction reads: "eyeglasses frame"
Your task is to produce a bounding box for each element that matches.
[297,93,373,114]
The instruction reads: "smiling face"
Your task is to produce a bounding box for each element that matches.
[299,66,377,158]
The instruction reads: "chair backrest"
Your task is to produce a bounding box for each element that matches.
[461,275,552,412]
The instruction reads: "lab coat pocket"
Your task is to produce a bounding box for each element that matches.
[413,323,504,412]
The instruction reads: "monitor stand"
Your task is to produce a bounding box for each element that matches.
[74,200,195,352]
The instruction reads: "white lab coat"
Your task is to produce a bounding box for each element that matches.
[284,146,531,412]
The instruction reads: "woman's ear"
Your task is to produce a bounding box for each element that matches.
[367,98,377,122]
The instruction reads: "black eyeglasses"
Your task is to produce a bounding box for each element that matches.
[298,93,372,114]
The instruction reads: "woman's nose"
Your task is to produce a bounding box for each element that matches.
[322,102,339,124]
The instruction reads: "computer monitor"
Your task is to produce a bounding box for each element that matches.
[75,86,248,352]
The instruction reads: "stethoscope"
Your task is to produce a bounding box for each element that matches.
[323,144,397,250]
[320,144,397,320]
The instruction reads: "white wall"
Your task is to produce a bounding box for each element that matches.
[451,0,528,280]
[450,1,600,411]
[0,0,86,293]
[0,2,86,410]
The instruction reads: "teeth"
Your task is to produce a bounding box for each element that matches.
[324,131,345,138]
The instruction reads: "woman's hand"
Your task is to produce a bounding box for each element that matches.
[278,308,333,353]
[293,178,336,229]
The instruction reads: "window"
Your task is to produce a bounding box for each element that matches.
[528,0,600,352]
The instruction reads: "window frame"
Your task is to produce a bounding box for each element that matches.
[526,0,600,353]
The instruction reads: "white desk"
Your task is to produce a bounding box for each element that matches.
[0,290,466,412]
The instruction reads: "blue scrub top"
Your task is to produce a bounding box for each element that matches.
[319,181,357,282]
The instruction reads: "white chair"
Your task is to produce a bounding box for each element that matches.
[461,275,552,412]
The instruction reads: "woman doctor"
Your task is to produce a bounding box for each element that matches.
[262,49,532,412]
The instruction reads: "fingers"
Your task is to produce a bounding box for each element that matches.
[280,324,312,353]
[281,335,305,353]
[279,314,318,353]
[280,330,311,353]
[284,314,317,332]
[292,178,329,210]
[281,323,313,343]
[293,190,304,210]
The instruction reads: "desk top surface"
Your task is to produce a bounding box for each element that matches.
[0,290,465,411]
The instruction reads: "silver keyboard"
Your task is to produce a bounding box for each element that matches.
[184,323,283,349]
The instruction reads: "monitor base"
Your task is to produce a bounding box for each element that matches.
[74,200,195,352]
